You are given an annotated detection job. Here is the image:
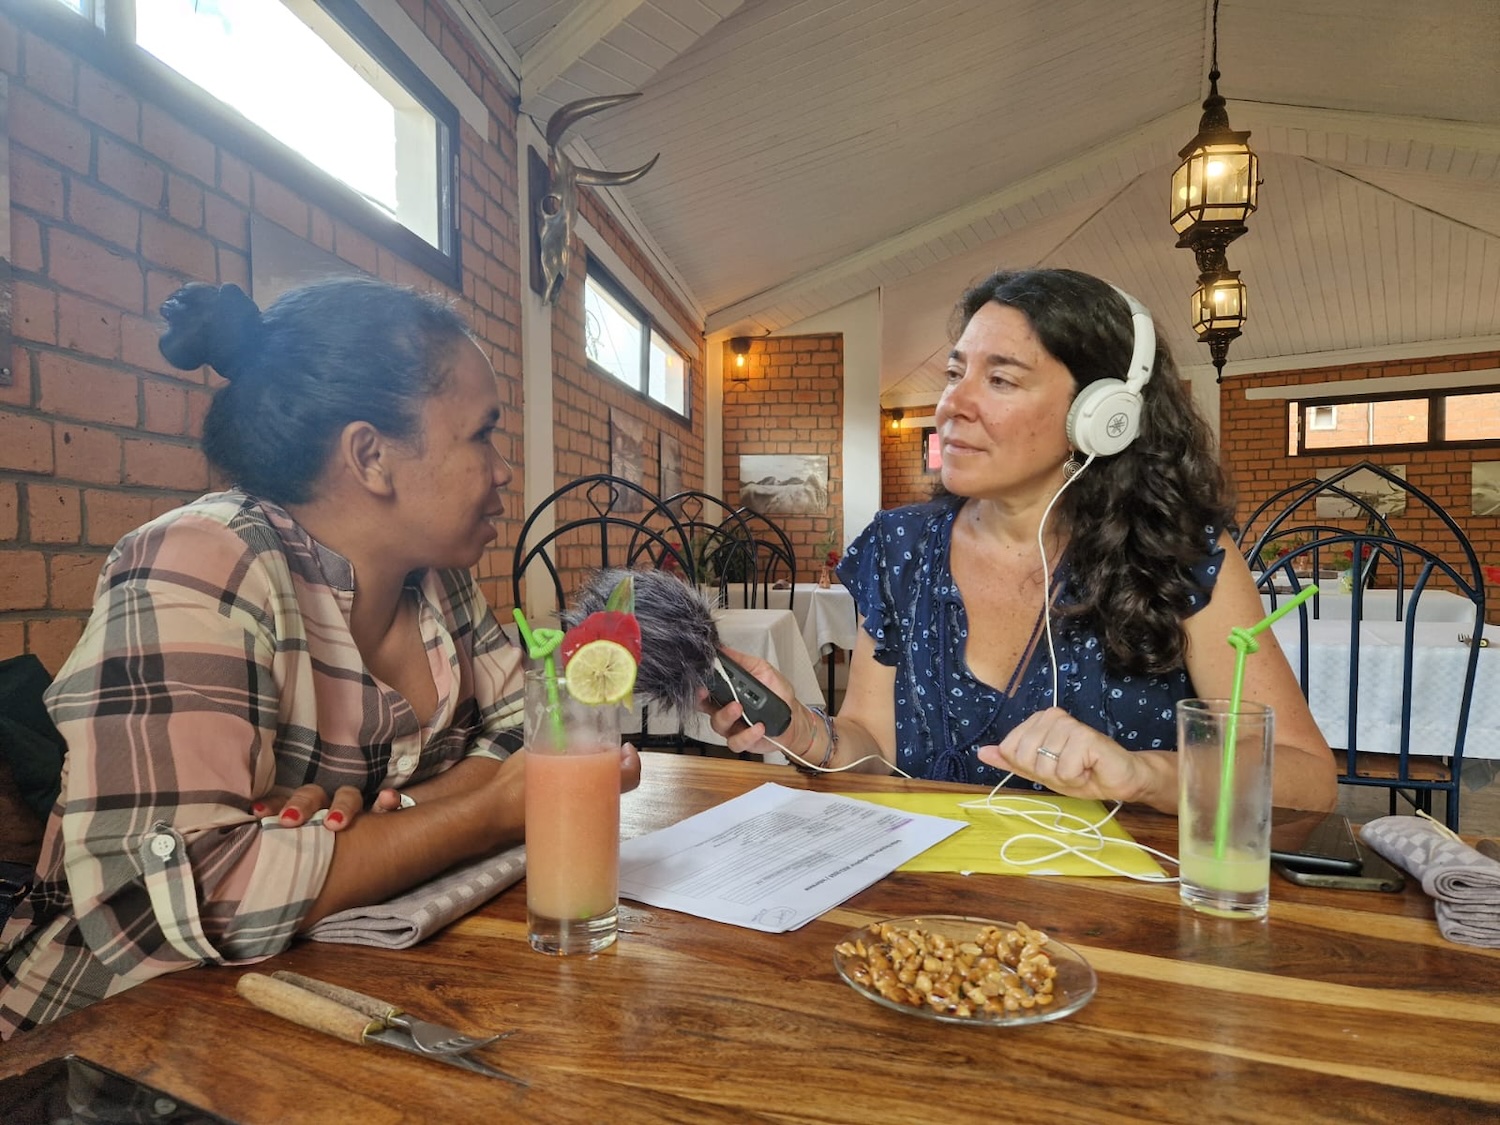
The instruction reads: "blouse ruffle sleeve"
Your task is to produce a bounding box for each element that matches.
[835,512,907,668]
[1184,526,1228,615]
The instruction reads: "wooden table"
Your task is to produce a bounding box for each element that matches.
[5,756,1500,1122]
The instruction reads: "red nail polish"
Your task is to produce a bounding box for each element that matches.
[326,811,345,827]
[251,802,267,816]
[280,808,301,824]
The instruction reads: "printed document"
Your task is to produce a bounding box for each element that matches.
[618,783,966,932]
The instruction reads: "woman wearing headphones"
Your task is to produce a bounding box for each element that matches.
[709,267,1335,813]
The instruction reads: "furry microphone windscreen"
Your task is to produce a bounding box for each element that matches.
[560,568,720,715]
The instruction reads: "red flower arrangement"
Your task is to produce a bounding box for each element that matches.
[826,549,841,569]
[1483,565,1500,586]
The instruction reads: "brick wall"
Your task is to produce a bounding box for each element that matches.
[881,423,940,508]
[550,189,703,495]
[0,4,699,669]
[517,191,706,601]
[1221,350,1500,569]
[722,335,842,576]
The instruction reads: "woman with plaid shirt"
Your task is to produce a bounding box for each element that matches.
[1,278,642,1037]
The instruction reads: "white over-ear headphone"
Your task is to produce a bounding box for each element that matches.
[1064,286,1156,457]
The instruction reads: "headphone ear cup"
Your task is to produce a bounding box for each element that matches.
[1066,379,1142,457]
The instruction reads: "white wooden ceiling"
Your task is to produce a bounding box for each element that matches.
[457,0,1500,402]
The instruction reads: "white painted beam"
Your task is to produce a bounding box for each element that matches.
[520,0,643,107]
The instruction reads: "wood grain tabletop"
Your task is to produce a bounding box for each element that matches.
[4,755,1497,1123]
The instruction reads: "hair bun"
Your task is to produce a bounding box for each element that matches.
[158,283,264,380]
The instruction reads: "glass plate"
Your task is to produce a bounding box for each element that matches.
[833,914,1097,1027]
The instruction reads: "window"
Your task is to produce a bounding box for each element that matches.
[39,0,458,281]
[1307,405,1337,430]
[1289,387,1500,455]
[585,261,688,416]
[921,427,942,474]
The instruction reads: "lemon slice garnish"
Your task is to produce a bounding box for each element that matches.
[565,639,637,705]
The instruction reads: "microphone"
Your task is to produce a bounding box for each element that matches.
[560,568,792,735]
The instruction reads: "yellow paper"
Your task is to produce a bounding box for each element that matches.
[839,792,1168,879]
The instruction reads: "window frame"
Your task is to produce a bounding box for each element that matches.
[25,0,461,287]
[1289,385,1500,456]
[583,254,691,420]
[920,426,942,474]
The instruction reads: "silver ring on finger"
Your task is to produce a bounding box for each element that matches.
[1035,746,1060,762]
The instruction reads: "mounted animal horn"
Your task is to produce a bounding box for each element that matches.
[536,94,659,306]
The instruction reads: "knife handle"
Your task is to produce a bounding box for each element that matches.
[237,972,382,1045]
[272,970,401,1022]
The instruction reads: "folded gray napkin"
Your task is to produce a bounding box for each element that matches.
[306,845,526,949]
[1358,817,1500,947]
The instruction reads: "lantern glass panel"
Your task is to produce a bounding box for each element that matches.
[1192,277,1247,335]
[1171,143,1258,232]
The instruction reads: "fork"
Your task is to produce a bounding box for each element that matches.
[272,971,512,1056]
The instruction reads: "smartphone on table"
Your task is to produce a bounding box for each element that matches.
[0,1054,236,1123]
[1269,808,1406,892]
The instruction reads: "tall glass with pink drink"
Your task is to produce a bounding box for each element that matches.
[524,670,622,955]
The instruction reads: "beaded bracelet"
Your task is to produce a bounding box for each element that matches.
[790,705,839,774]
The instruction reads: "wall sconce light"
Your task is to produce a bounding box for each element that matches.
[729,337,752,369]
[889,408,904,431]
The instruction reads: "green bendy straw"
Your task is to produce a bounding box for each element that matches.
[513,608,567,744]
[1215,584,1319,859]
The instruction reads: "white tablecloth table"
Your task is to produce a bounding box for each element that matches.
[628,607,825,748]
[801,584,858,658]
[724,583,858,704]
[1261,588,1478,624]
[1269,618,1499,760]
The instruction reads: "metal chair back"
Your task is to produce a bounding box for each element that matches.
[512,474,697,753]
[512,474,693,614]
[659,490,757,608]
[734,508,800,614]
[1238,462,1485,828]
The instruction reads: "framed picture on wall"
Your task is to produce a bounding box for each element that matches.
[1314,465,1407,518]
[610,409,647,512]
[738,454,828,515]
[1473,462,1500,516]
[921,427,941,474]
[659,432,684,500]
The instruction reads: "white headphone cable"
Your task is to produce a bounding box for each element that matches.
[1039,452,1095,703]
[716,656,1176,880]
[713,655,913,778]
[959,775,1180,882]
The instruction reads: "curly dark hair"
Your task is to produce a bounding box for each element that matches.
[949,268,1235,675]
[158,277,473,505]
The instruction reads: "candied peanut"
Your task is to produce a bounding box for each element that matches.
[840,919,1059,1020]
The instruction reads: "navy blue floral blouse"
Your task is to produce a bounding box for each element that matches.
[836,496,1224,785]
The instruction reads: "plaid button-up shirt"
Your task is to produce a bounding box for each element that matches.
[0,490,524,1037]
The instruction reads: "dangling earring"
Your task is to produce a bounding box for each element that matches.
[1063,453,1082,480]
